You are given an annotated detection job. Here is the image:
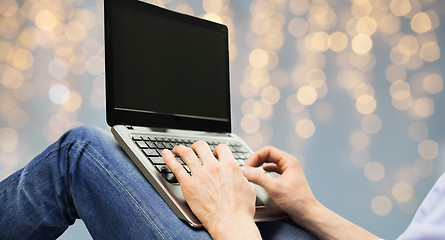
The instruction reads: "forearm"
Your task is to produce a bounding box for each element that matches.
[207,218,262,240]
[291,202,379,240]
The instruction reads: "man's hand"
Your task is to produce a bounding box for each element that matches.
[163,141,261,240]
[241,146,319,223]
[242,146,379,240]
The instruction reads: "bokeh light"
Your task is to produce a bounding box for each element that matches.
[329,31,348,52]
[419,41,440,62]
[361,114,382,134]
[297,85,317,105]
[422,73,443,94]
[412,97,434,118]
[355,94,377,115]
[411,12,432,34]
[392,181,414,203]
[364,161,385,182]
[49,83,70,105]
[417,139,439,160]
[371,195,393,216]
[351,34,373,54]
[295,118,315,139]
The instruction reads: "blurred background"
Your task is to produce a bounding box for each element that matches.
[0,0,444,239]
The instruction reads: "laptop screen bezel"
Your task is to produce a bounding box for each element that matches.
[104,0,232,133]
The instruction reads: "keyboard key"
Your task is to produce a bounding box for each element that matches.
[149,157,165,165]
[234,146,247,152]
[156,149,165,155]
[142,136,152,141]
[135,141,148,149]
[132,135,143,141]
[143,149,159,157]
[155,142,166,149]
[164,142,174,149]
[175,157,184,164]
[146,141,157,149]
[229,145,237,152]
[155,165,172,173]
[237,159,246,166]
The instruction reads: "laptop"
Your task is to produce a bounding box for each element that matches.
[104,0,286,227]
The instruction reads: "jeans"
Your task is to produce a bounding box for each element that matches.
[0,126,317,239]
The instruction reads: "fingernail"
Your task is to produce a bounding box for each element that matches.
[162,149,171,156]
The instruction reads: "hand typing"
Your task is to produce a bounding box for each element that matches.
[163,141,261,240]
[241,146,319,224]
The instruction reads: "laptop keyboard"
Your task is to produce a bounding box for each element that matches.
[132,134,266,207]
[132,134,251,184]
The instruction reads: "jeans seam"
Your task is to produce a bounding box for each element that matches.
[71,140,170,240]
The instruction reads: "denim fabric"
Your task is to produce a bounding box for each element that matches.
[0,126,317,240]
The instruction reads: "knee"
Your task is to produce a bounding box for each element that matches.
[69,125,107,137]
[61,125,112,148]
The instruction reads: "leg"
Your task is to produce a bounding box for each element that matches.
[0,125,317,239]
[0,126,211,239]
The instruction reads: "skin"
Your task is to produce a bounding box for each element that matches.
[163,144,379,240]
[243,146,380,240]
[162,142,260,240]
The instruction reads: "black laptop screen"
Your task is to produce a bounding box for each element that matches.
[106,0,231,131]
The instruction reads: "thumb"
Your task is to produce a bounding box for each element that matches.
[241,166,273,191]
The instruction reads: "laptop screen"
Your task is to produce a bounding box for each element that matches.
[105,0,231,132]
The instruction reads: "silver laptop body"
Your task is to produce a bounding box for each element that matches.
[104,0,286,227]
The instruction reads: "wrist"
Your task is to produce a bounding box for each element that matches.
[287,196,324,226]
[289,201,335,239]
[206,215,261,240]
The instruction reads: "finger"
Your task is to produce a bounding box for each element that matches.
[241,166,275,192]
[246,146,294,171]
[245,147,269,167]
[162,149,189,182]
[191,141,216,165]
[173,145,201,172]
[263,164,283,174]
[213,144,236,164]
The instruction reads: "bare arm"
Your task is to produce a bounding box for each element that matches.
[163,142,261,240]
[242,146,379,240]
